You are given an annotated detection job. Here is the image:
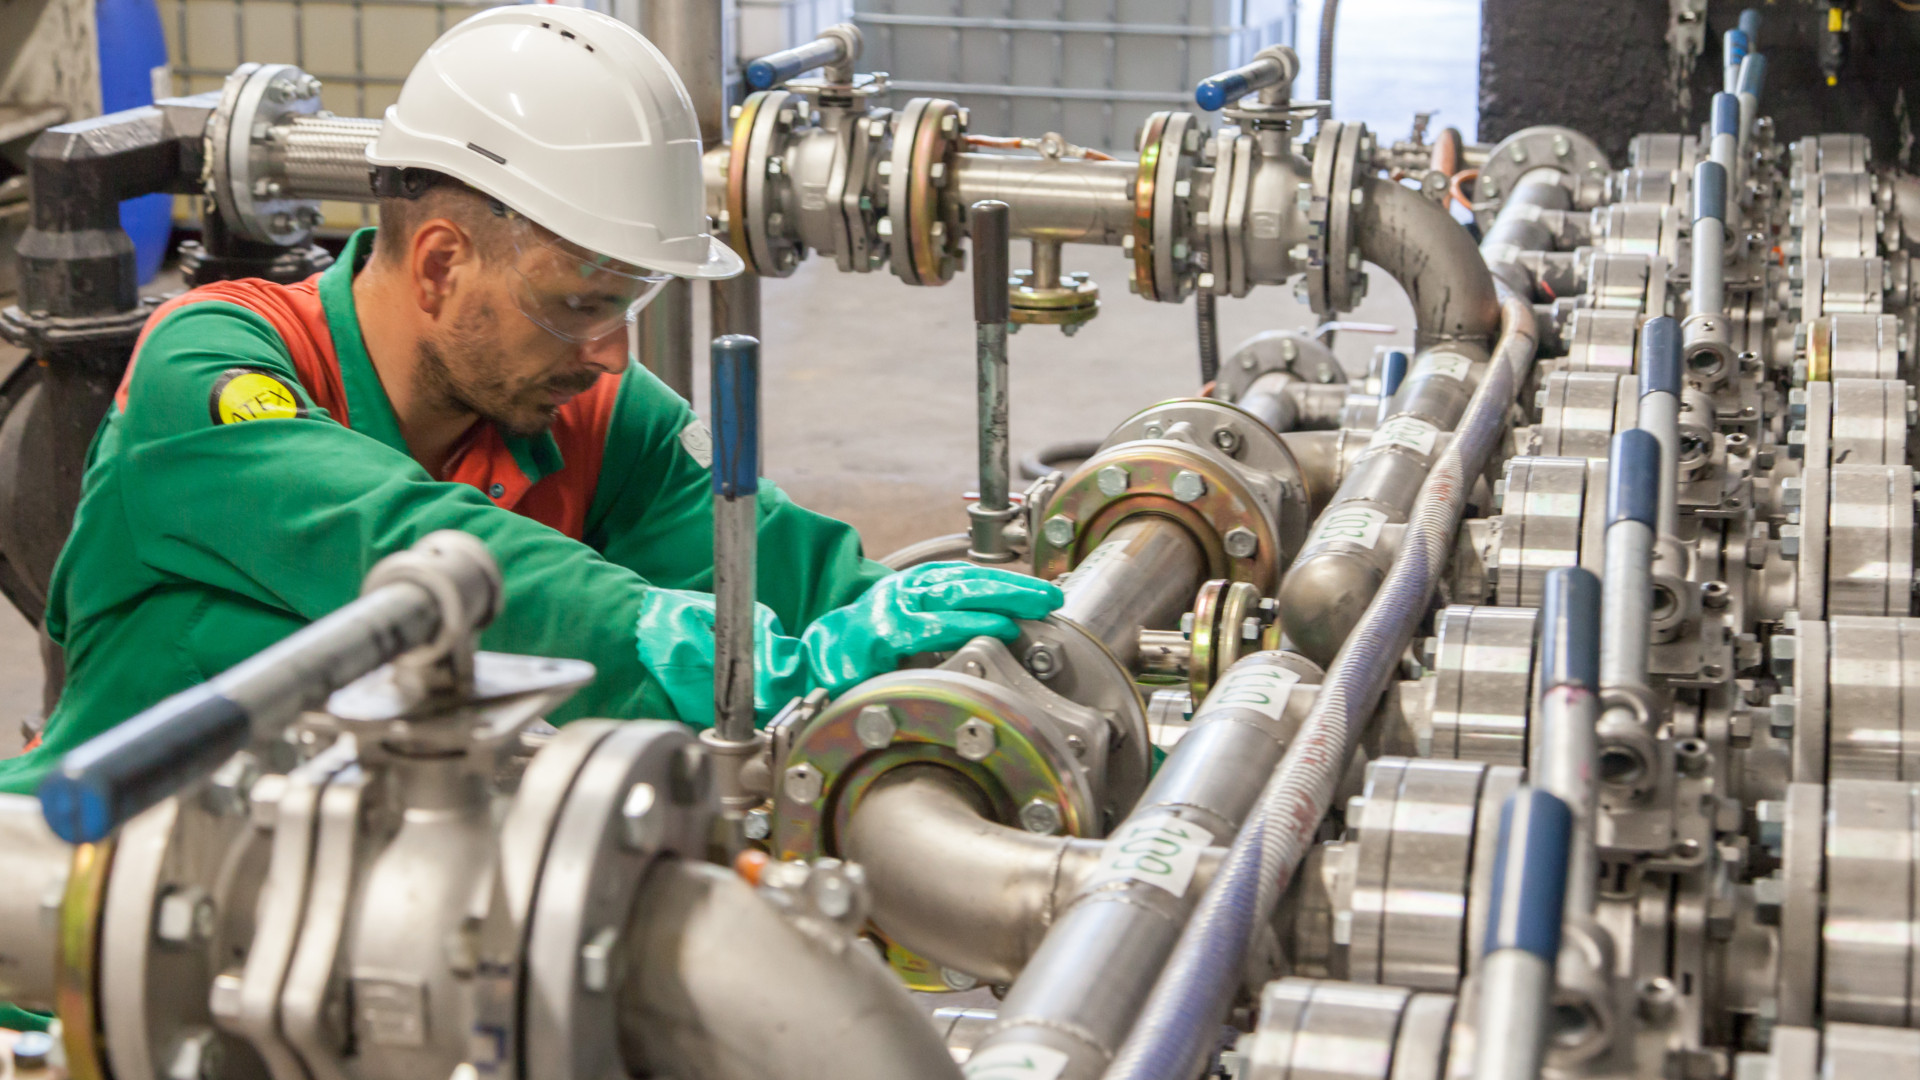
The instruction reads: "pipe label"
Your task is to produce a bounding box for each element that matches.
[1365,415,1442,458]
[1086,814,1216,898]
[964,1044,1070,1080]
[1414,353,1474,384]
[679,419,714,468]
[1301,505,1390,555]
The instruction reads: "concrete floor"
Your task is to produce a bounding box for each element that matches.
[0,243,1414,744]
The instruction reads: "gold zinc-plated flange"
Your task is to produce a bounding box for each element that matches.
[1130,111,1204,303]
[771,666,1097,991]
[729,89,808,278]
[887,98,966,287]
[1034,442,1285,594]
[1187,579,1266,700]
[56,841,114,1080]
[1008,269,1100,328]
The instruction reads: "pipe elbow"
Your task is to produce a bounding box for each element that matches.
[1354,176,1500,349]
[1277,548,1387,667]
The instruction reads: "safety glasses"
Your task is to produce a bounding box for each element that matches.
[501,212,674,344]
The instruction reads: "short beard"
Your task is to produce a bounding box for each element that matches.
[415,303,554,440]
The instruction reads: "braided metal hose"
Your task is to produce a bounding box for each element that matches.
[278,115,382,201]
[1316,0,1340,119]
[1101,288,1537,1080]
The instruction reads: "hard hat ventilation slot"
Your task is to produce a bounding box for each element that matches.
[466,143,507,165]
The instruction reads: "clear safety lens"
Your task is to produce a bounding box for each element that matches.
[507,226,673,344]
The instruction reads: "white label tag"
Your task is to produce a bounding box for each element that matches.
[678,420,714,468]
[1206,662,1302,722]
[1086,814,1216,898]
[1414,353,1474,384]
[964,1044,1071,1080]
[1366,415,1441,457]
[1302,505,1389,554]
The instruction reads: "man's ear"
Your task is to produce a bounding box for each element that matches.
[408,218,479,319]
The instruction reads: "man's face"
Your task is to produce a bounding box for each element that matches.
[416,239,634,438]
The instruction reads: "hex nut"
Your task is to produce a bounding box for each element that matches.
[855,705,897,750]
[955,717,997,760]
[1755,800,1788,855]
[1211,426,1242,454]
[1768,694,1796,740]
[743,807,772,841]
[155,887,214,946]
[1224,526,1259,559]
[579,927,618,993]
[1043,515,1077,547]
[941,967,979,991]
[1019,798,1063,835]
[1024,642,1061,680]
[784,763,825,804]
[1172,470,1208,503]
[1096,465,1131,497]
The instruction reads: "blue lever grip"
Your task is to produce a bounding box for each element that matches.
[1739,8,1762,41]
[1694,160,1728,223]
[1639,316,1682,398]
[1607,429,1661,530]
[712,335,761,498]
[1724,29,1749,67]
[745,37,847,91]
[1712,93,1741,138]
[1195,71,1250,112]
[1484,789,1574,961]
[1379,350,1410,399]
[40,683,251,843]
[1739,53,1767,97]
[1539,567,1601,692]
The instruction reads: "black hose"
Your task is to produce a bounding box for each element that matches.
[1018,439,1102,481]
[1196,291,1220,385]
[1316,0,1339,119]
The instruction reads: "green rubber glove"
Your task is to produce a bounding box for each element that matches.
[634,562,1064,728]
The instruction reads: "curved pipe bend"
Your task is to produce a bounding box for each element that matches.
[1355,175,1502,349]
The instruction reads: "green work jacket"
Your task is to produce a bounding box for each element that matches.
[0,229,887,795]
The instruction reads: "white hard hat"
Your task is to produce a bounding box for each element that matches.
[367,6,742,279]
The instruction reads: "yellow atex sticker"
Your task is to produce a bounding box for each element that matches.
[209,369,304,425]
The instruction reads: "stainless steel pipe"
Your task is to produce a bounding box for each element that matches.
[842,767,1104,983]
[618,859,963,1080]
[1355,175,1502,348]
[950,152,1140,245]
[1056,518,1209,670]
[972,651,1320,1080]
[0,794,69,1009]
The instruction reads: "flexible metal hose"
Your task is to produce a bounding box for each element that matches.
[1196,291,1220,385]
[278,115,382,201]
[1100,288,1537,1080]
[1316,0,1340,119]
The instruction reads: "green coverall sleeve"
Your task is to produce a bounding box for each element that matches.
[582,365,891,633]
[93,301,682,724]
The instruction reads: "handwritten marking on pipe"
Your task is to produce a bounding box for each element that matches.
[1086,814,1216,898]
[1206,663,1302,722]
[1301,506,1389,556]
[1365,415,1442,457]
[964,1044,1070,1080]
[1413,352,1474,384]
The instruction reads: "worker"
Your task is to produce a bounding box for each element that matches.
[0,6,1061,794]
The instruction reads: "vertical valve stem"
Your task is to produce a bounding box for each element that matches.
[969,200,1017,563]
[711,334,761,744]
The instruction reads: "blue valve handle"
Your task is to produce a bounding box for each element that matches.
[40,684,251,844]
[1693,160,1729,224]
[1712,92,1741,138]
[1483,788,1574,961]
[1538,567,1601,693]
[1724,28,1749,68]
[1739,53,1767,98]
[1195,54,1289,111]
[1379,350,1410,400]
[1639,316,1682,399]
[1739,8,1763,42]
[712,335,761,498]
[1607,429,1661,530]
[745,36,848,91]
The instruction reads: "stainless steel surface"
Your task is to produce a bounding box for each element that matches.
[0,793,67,1008]
[950,153,1139,245]
[713,492,759,742]
[1055,517,1208,669]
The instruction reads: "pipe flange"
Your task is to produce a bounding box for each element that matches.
[521,722,713,1080]
[57,840,114,1080]
[97,787,264,1080]
[1008,269,1100,327]
[1103,397,1311,563]
[1324,122,1372,313]
[1035,440,1283,594]
[891,98,965,286]
[1188,579,1263,700]
[732,90,809,278]
[205,62,326,246]
[1472,125,1610,231]
[1209,329,1347,403]
[1130,112,1204,303]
